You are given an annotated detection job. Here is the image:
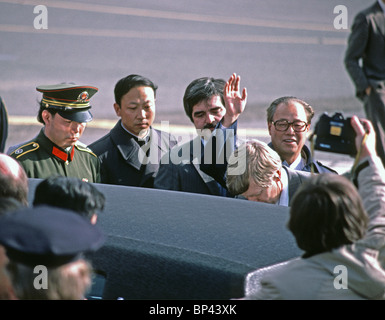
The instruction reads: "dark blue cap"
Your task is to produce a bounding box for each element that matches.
[0,205,105,267]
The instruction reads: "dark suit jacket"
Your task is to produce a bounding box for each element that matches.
[89,120,177,187]
[268,143,337,174]
[344,1,385,98]
[282,166,312,205]
[154,137,222,196]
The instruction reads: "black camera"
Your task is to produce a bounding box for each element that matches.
[313,112,357,156]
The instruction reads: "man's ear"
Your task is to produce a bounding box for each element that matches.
[41,110,51,125]
[90,214,98,225]
[273,169,281,181]
[113,103,121,117]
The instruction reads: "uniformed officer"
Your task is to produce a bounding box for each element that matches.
[8,84,101,182]
[0,205,105,299]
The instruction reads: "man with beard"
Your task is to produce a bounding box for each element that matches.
[154,73,246,196]
[8,84,100,183]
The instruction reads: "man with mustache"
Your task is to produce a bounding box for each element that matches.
[154,74,246,196]
[8,84,100,182]
[89,74,177,187]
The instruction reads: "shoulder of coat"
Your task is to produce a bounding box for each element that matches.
[75,141,98,157]
[9,141,40,159]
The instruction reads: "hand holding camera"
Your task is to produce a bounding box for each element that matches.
[350,116,376,161]
[312,112,376,161]
[313,112,357,156]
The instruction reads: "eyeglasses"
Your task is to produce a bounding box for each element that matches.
[272,120,308,132]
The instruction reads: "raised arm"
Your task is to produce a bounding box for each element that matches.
[350,116,385,228]
[221,73,247,128]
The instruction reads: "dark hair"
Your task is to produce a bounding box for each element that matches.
[37,100,58,124]
[114,74,158,106]
[288,173,367,258]
[183,77,226,122]
[266,96,315,124]
[33,176,105,220]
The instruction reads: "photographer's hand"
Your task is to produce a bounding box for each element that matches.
[350,116,377,160]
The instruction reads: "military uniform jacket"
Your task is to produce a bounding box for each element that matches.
[9,129,100,183]
[89,120,177,187]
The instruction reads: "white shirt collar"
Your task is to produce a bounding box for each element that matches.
[277,167,289,206]
[120,122,150,141]
[282,153,306,171]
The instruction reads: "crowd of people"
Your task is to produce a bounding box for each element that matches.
[0,0,385,300]
[4,72,338,201]
[0,154,105,299]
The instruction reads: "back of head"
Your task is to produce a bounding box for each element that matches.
[0,205,105,299]
[114,74,158,106]
[288,173,367,257]
[0,153,28,205]
[33,176,105,221]
[183,77,226,122]
[226,140,282,195]
[7,258,92,300]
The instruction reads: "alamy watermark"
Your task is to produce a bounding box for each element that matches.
[33,4,349,31]
[333,265,348,290]
[33,265,48,290]
[333,5,348,30]
[33,5,48,30]
[136,122,247,175]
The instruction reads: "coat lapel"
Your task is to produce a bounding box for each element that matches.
[110,121,142,171]
[372,2,385,39]
[190,137,221,196]
[284,167,302,205]
[142,129,164,178]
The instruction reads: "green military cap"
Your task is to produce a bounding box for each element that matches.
[0,205,105,267]
[37,83,98,123]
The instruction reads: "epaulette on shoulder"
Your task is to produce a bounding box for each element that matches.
[10,142,40,159]
[75,141,97,157]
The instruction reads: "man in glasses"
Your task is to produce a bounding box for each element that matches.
[267,96,336,174]
[199,94,335,199]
